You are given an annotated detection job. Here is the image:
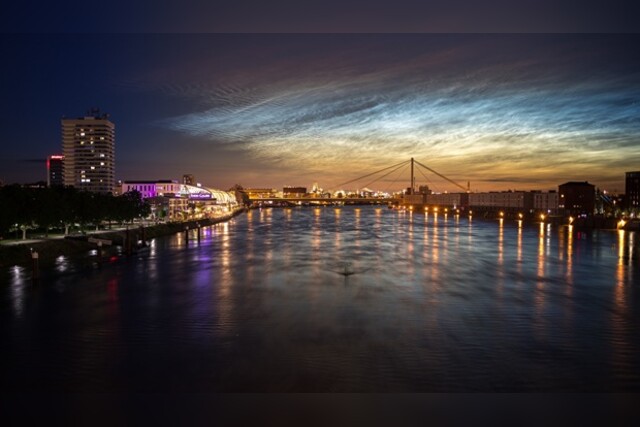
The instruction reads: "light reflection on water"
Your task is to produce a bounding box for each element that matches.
[1,206,639,392]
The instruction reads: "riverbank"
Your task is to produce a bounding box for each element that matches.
[0,208,246,269]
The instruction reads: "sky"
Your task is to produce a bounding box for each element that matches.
[1,3,640,193]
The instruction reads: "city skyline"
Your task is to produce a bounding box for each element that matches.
[1,34,639,193]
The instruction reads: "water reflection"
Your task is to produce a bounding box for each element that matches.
[1,206,639,392]
[517,221,523,266]
[431,213,440,283]
[498,218,504,265]
[55,255,69,273]
[9,265,25,317]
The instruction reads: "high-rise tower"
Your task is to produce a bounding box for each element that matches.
[62,109,115,193]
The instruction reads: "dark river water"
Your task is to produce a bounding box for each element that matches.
[2,206,639,392]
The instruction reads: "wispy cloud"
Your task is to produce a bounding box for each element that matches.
[147,35,640,190]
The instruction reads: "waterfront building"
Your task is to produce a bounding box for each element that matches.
[62,110,115,193]
[122,180,238,221]
[533,191,559,215]
[626,171,640,213]
[122,180,182,199]
[403,193,426,206]
[46,155,64,187]
[468,191,534,212]
[426,192,469,209]
[558,181,595,216]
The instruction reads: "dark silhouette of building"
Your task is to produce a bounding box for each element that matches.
[558,181,595,216]
[47,155,64,187]
[183,174,195,185]
[626,171,640,212]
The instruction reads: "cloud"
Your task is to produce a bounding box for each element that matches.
[150,35,640,190]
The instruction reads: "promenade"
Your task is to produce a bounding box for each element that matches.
[0,208,245,269]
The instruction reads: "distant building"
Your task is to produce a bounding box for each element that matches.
[468,191,534,212]
[418,185,432,195]
[47,155,64,187]
[558,181,595,216]
[533,191,558,215]
[283,186,307,197]
[625,171,640,212]
[244,188,278,199]
[426,192,469,209]
[62,109,115,193]
[183,174,195,186]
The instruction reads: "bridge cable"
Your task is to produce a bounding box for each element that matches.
[415,164,441,194]
[336,159,410,189]
[361,161,412,190]
[413,159,467,192]
[380,162,412,195]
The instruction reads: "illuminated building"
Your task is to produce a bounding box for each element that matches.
[46,155,64,187]
[558,181,595,216]
[62,109,115,193]
[122,180,238,220]
[244,188,278,198]
[626,171,640,212]
[283,186,307,197]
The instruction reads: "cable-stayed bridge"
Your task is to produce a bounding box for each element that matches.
[246,158,466,204]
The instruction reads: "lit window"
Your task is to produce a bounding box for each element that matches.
[80,132,85,136]
[91,166,95,170]
[100,162,105,166]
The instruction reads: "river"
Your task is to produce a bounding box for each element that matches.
[1,206,639,392]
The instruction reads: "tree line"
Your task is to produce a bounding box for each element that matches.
[0,185,150,239]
